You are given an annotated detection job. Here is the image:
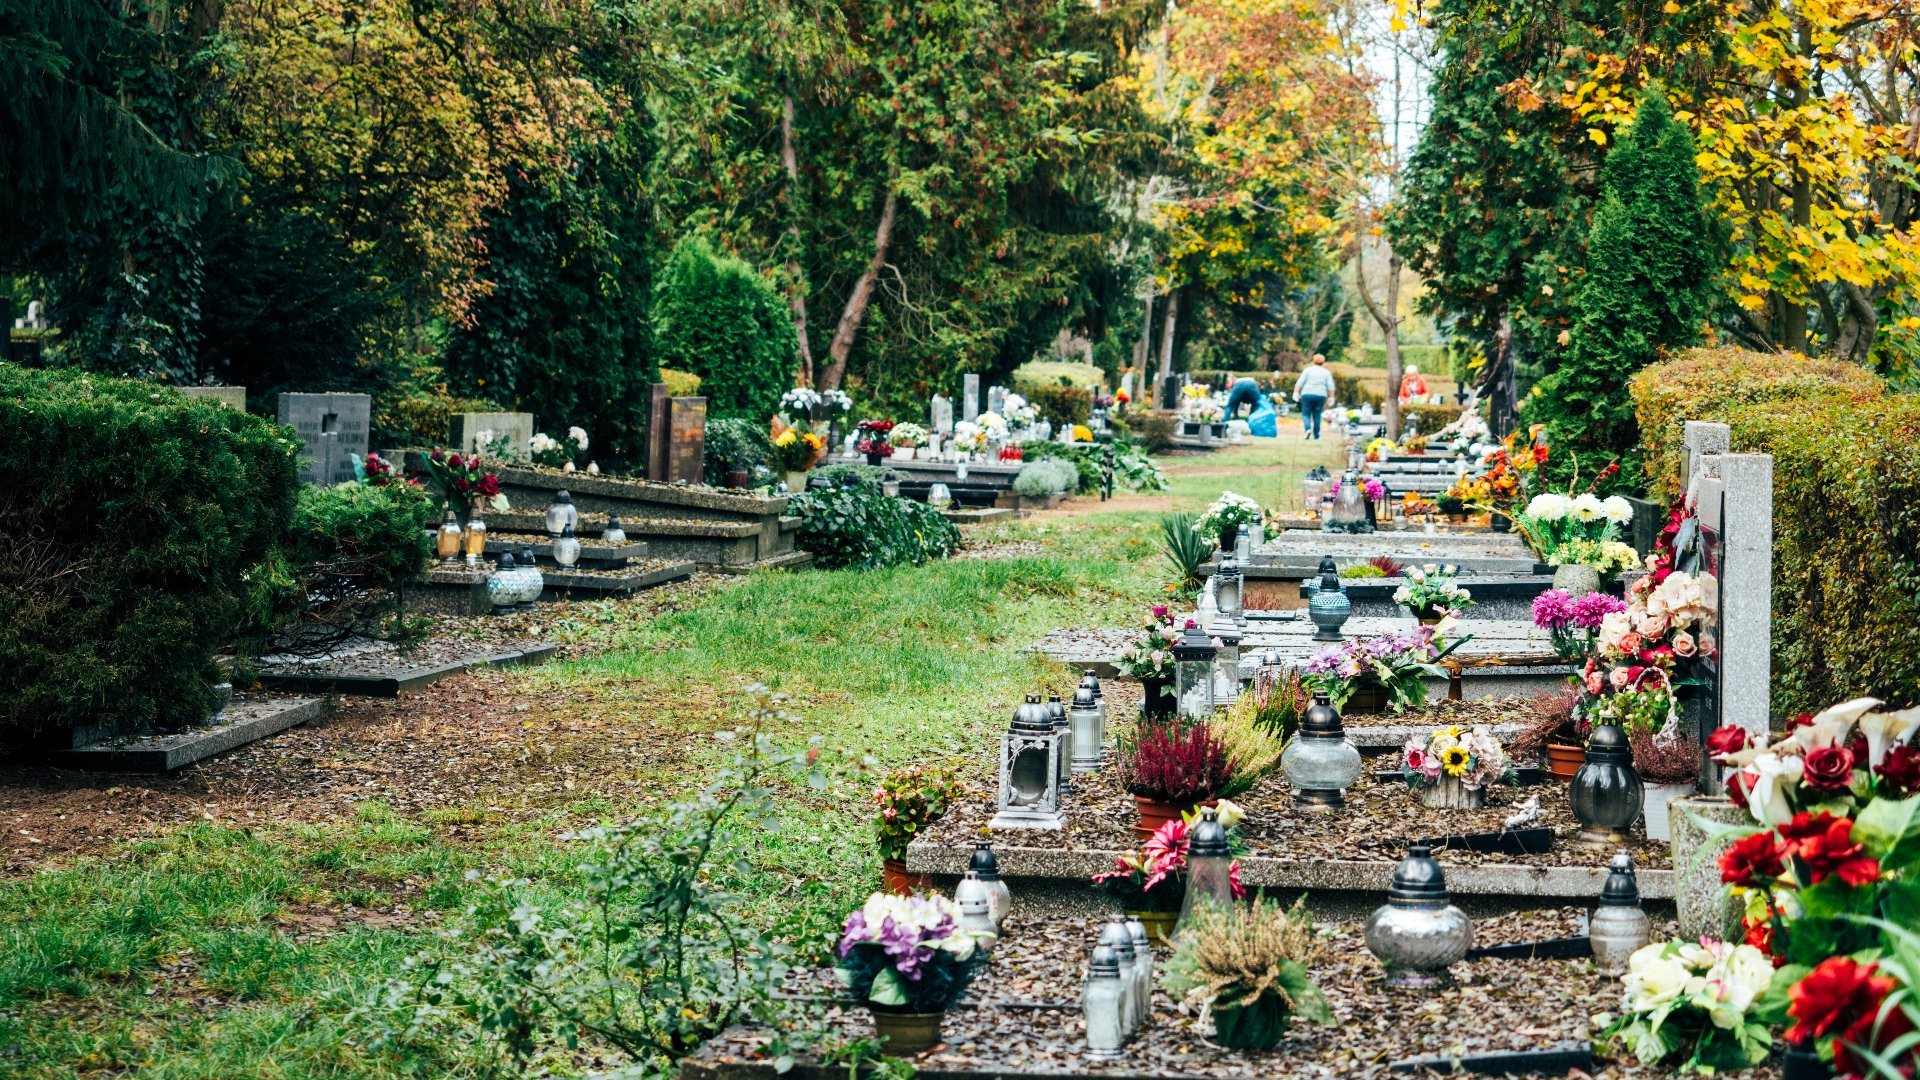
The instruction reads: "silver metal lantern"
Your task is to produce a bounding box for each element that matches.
[954,871,999,952]
[1176,807,1235,932]
[1365,842,1473,989]
[1307,559,1352,642]
[1214,555,1244,625]
[1570,725,1644,848]
[989,695,1065,830]
[1047,693,1072,790]
[967,842,1012,927]
[1172,620,1218,719]
[1069,687,1104,774]
[1083,946,1126,1060]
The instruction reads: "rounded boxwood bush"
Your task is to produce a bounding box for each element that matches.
[0,369,300,745]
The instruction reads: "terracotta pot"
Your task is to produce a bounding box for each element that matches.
[881,857,930,896]
[1134,796,1190,842]
[870,1009,945,1056]
[1127,909,1178,946]
[1544,742,1584,782]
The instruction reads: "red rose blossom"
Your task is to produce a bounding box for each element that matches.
[1788,956,1911,1076]
[1877,745,1920,796]
[1779,812,1881,887]
[1721,830,1786,887]
[1707,725,1751,758]
[1803,746,1857,792]
[1726,768,1753,810]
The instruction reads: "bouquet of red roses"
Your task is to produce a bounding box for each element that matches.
[422,449,504,509]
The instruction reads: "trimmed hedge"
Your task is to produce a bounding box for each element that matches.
[1332,373,1384,409]
[0,368,300,744]
[1630,347,1884,503]
[1026,384,1093,428]
[1402,402,1464,434]
[1630,349,1912,712]
[1011,361,1105,392]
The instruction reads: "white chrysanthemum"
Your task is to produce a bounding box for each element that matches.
[568,426,589,449]
[1526,493,1569,521]
[1570,493,1605,522]
[1601,495,1633,524]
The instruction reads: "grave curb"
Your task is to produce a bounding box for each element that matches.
[46,697,326,772]
[257,643,559,697]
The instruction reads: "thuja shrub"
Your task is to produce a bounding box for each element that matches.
[242,482,437,654]
[1631,348,1883,503]
[1631,351,1920,712]
[650,237,795,422]
[0,368,299,744]
[1025,384,1093,427]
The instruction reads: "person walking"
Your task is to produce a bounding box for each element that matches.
[1292,354,1335,439]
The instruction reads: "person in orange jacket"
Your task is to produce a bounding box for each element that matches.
[1399,364,1430,404]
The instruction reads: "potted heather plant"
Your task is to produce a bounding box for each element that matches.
[874,765,962,895]
[1118,720,1236,840]
[1629,730,1699,842]
[1162,896,1331,1050]
[837,892,989,1055]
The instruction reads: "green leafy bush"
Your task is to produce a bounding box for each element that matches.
[651,237,796,422]
[1125,412,1177,453]
[0,369,300,744]
[1190,370,1291,391]
[1331,373,1383,408]
[703,417,772,484]
[249,482,436,654]
[1631,350,1914,713]
[1402,402,1465,435]
[1024,384,1093,428]
[791,486,961,570]
[1012,458,1078,498]
[1021,441,1169,494]
[659,368,704,398]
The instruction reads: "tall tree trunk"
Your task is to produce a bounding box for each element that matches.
[1781,19,1814,353]
[781,95,815,386]
[1355,245,1405,438]
[1134,289,1156,392]
[819,188,898,391]
[1156,287,1181,392]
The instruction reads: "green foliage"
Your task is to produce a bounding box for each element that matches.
[1012,458,1079,498]
[704,418,772,483]
[651,237,796,423]
[0,369,299,744]
[791,487,961,571]
[1402,402,1465,436]
[1011,361,1105,393]
[247,482,436,654]
[1161,897,1330,1051]
[373,376,504,449]
[1631,350,1920,713]
[1524,90,1717,494]
[1159,512,1211,596]
[1331,373,1382,409]
[1018,442,1169,495]
[1025,384,1094,428]
[1355,343,1448,372]
[659,369,704,398]
[1125,412,1177,453]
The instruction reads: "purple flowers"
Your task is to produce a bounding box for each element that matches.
[1532,588,1625,631]
[838,893,980,983]
[1307,626,1440,678]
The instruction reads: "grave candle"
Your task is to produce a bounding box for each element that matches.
[1281,692,1362,809]
[462,507,488,566]
[436,503,463,564]
[966,842,1011,927]
[552,524,582,568]
[1176,807,1234,932]
[1099,917,1140,1032]
[1172,620,1217,719]
[602,514,626,545]
[1082,946,1126,1060]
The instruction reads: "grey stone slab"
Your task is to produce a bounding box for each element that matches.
[48,698,325,772]
[540,563,695,597]
[962,373,980,421]
[1717,453,1773,740]
[483,536,649,568]
[178,386,246,410]
[450,411,533,456]
[258,644,558,697]
[278,392,371,486]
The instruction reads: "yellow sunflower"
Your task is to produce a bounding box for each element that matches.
[1441,746,1471,777]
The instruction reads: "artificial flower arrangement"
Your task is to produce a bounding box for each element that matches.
[1114,604,1179,687]
[1161,896,1331,1050]
[950,420,985,454]
[529,426,590,470]
[1595,937,1776,1073]
[1091,805,1247,913]
[1531,587,1627,661]
[359,452,419,488]
[1430,408,1491,453]
[889,422,928,449]
[1443,473,1491,507]
[1401,725,1514,792]
[1392,564,1475,621]
[837,892,989,1014]
[770,424,827,472]
[1003,393,1038,429]
[977,412,1010,441]
[1071,423,1093,442]
[855,419,895,459]
[1515,488,1635,569]
[1190,399,1227,424]
[1327,475,1387,504]
[1196,491,1264,545]
[421,449,507,510]
[874,765,963,861]
[821,388,853,414]
[1304,623,1467,714]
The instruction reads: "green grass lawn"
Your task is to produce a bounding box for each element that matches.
[0,436,1335,1079]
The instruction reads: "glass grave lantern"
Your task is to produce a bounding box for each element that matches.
[1214,555,1244,626]
[1589,852,1651,974]
[1210,622,1243,707]
[461,506,488,566]
[881,470,901,498]
[552,523,583,568]
[1172,620,1219,719]
[1326,469,1372,533]
[1302,466,1330,514]
[545,489,580,538]
[1281,692,1362,809]
[1176,807,1235,932]
[1570,725,1643,848]
[515,545,544,610]
[1047,693,1073,790]
[1082,946,1126,1060]
[602,514,627,545]
[1364,842,1473,990]
[1069,687,1105,774]
[436,503,464,565]
[927,482,953,510]
[989,694,1065,830]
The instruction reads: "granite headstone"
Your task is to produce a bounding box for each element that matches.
[930,394,954,436]
[962,374,981,423]
[278,393,370,486]
[451,411,534,457]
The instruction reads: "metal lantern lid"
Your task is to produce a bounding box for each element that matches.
[1089,944,1120,978]
[1301,692,1344,739]
[1100,916,1136,962]
[519,545,537,563]
[1189,806,1229,857]
[1599,851,1641,907]
[1218,554,1240,579]
[1071,686,1097,710]
[969,841,1002,881]
[1172,621,1217,662]
[1012,693,1053,733]
[553,489,573,505]
[495,552,516,571]
[1047,694,1067,727]
[1081,669,1102,699]
[1388,843,1450,902]
[1585,724,1632,764]
[1317,557,1342,593]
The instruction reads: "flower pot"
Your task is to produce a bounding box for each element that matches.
[881,857,930,896]
[870,1008,945,1056]
[1343,682,1389,715]
[1489,511,1511,533]
[1134,796,1189,842]
[866,452,885,466]
[724,469,751,489]
[1210,991,1292,1050]
[1544,741,1584,781]
[1140,675,1175,719]
[1672,796,1750,942]
[1781,1041,1833,1080]
[1127,909,1178,946]
[895,446,916,461]
[1640,780,1696,843]
[1551,563,1602,598]
[1419,775,1486,810]
[1218,523,1239,554]
[1445,511,1467,524]
[785,469,809,492]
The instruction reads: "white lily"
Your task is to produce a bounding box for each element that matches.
[1859,705,1920,768]
[1789,697,1882,753]
[1746,753,1805,827]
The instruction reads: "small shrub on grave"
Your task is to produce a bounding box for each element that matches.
[1012,458,1078,498]
[0,368,300,745]
[1159,512,1211,596]
[703,417,772,484]
[243,482,438,656]
[1124,411,1177,452]
[1118,720,1238,805]
[1024,384,1093,428]
[1021,441,1169,494]
[790,485,961,571]
[658,368,704,398]
[1162,897,1331,1050]
[1402,402,1464,435]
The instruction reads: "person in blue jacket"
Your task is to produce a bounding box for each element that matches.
[1292,354,1336,439]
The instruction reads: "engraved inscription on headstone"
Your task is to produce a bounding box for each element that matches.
[277,393,370,486]
[668,397,707,484]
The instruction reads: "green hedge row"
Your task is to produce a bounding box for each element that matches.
[1630,349,1911,713]
[791,481,961,570]
[1025,384,1093,427]
[0,367,301,745]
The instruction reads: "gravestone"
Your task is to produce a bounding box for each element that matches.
[962,374,981,422]
[647,384,707,484]
[987,386,1006,416]
[179,386,246,411]
[451,411,533,457]
[930,395,954,436]
[1158,373,1182,410]
[1120,371,1135,403]
[278,393,370,486]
